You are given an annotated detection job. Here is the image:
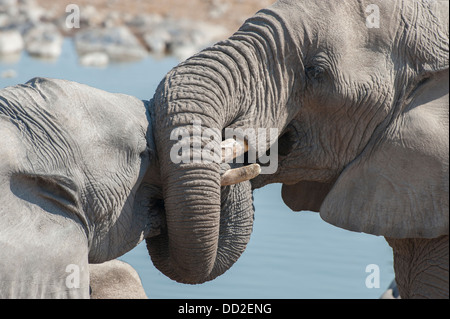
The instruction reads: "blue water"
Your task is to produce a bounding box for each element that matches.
[1,39,394,299]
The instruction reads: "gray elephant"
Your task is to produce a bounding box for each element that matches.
[0,77,255,298]
[149,0,448,298]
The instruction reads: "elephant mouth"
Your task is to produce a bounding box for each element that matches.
[136,183,167,239]
[250,125,302,189]
[148,199,167,238]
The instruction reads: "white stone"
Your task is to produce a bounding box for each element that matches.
[126,13,163,35]
[143,27,171,55]
[0,0,17,8]
[74,26,147,61]
[0,29,24,55]
[1,68,17,78]
[79,52,109,67]
[23,23,63,59]
[163,20,227,60]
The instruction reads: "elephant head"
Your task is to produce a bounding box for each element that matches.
[149,0,448,285]
[0,77,159,297]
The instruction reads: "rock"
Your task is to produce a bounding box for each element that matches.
[58,5,103,36]
[166,20,227,60]
[143,26,171,55]
[0,0,17,6]
[141,18,227,60]
[0,29,24,55]
[208,0,230,19]
[0,0,18,20]
[74,26,147,62]
[89,260,147,299]
[0,13,12,28]
[79,5,103,28]
[1,68,17,78]
[0,0,45,34]
[0,0,17,12]
[127,13,166,55]
[79,51,109,67]
[102,11,123,28]
[126,13,163,35]
[1,0,237,62]
[23,23,63,59]
[17,0,44,24]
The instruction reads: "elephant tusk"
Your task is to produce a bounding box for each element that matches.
[221,138,249,163]
[221,163,261,186]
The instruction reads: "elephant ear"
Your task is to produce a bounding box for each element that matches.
[408,0,449,73]
[321,3,449,238]
[10,173,83,220]
[281,181,334,213]
[320,70,449,238]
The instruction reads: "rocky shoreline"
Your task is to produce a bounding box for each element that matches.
[0,0,269,67]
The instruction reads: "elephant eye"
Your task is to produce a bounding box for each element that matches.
[305,65,326,81]
[278,129,295,157]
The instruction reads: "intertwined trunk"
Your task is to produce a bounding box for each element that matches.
[147,8,297,284]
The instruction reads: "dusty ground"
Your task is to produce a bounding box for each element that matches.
[35,0,274,35]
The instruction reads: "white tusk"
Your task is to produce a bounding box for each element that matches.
[221,138,249,163]
[221,163,261,186]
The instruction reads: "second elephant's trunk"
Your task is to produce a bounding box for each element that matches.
[147,50,230,282]
[146,164,254,284]
[147,7,297,283]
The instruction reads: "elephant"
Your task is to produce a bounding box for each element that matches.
[0,77,255,298]
[149,0,449,298]
[89,260,147,299]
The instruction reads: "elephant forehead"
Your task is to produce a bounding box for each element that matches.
[63,89,149,174]
[0,78,150,176]
[74,93,148,149]
[25,78,148,154]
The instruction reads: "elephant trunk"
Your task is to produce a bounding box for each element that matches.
[147,164,223,284]
[145,163,255,284]
[148,9,297,284]
[147,62,235,283]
